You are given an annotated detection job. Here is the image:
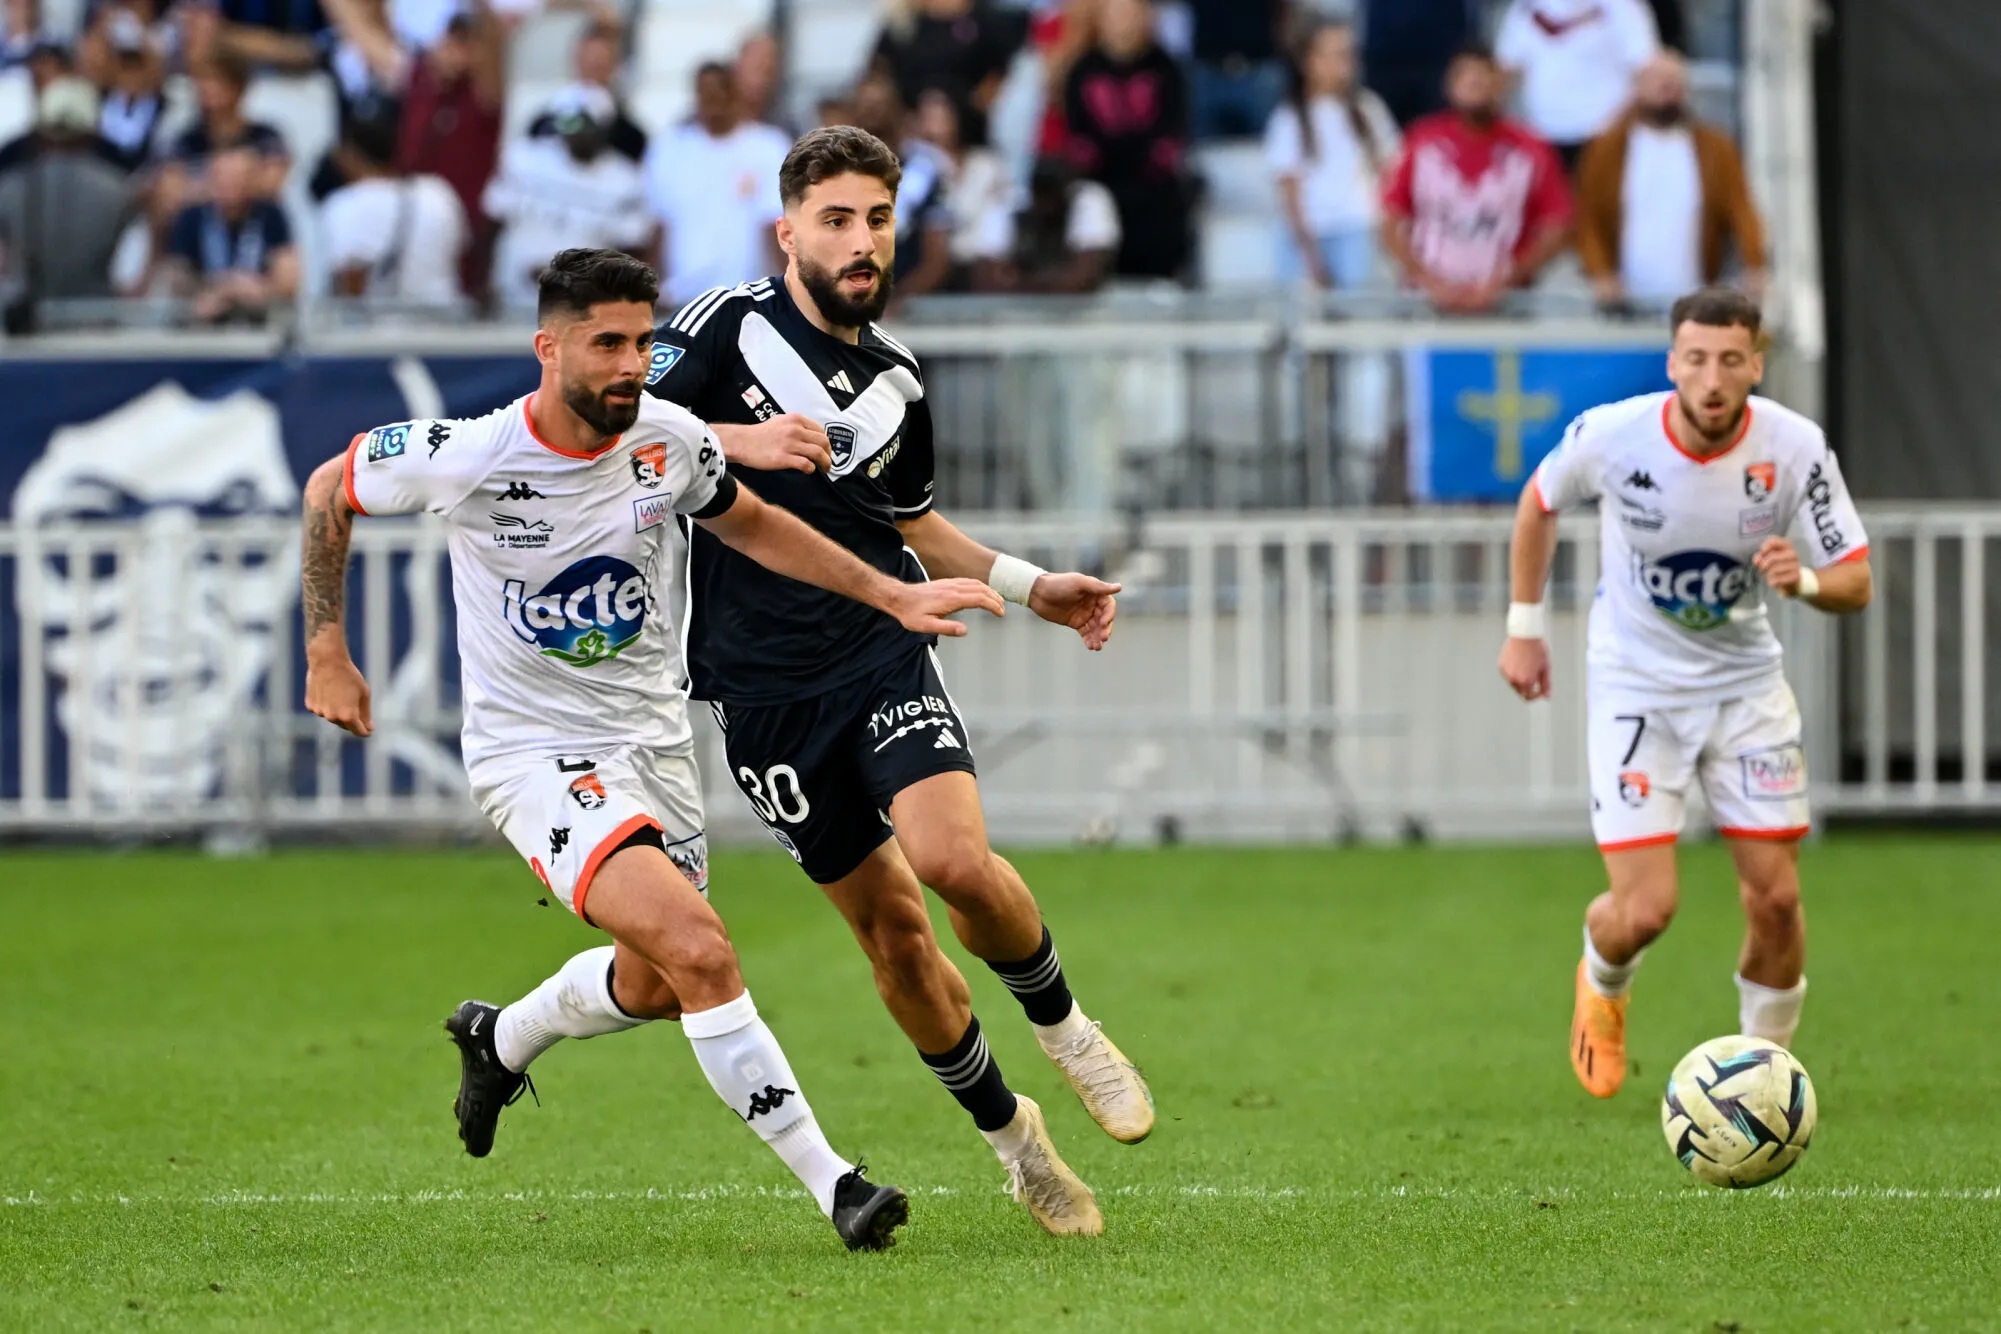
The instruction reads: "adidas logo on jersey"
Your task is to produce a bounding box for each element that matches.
[826,368,854,394]
[934,728,960,749]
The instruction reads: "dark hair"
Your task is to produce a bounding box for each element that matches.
[537,247,659,323]
[695,60,733,86]
[1283,19,1383,175]
[199,52,250,91]
[778,124,902,206]
[1669,286,1763,340]
[1449,41,1497,68]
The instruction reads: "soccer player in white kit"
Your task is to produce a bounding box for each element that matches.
[299,249,1003,1249]
[1498,288,1874,1098]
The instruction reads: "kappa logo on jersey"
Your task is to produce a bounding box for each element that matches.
[1804,462,1847,555]
[491,511,554,549]
[633,494,671,532]
[1624,470,1659,492]
[364,423,410,462]
[496,480,545,501]
[1745,462,1777,503]
[1742,745,1807,801]
[427,422,451,458]
[569,772,608,809]
[1634,550,1752,631]
[549,826,570,859]
[645,343,685,386]
[825,421,857,474]
[502,555,650,668]
[631,442,667,489]
[1618,770,1651,807]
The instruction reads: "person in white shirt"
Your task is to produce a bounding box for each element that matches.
[1499,288,1874,1099]
[1495,0,1657,171]
[644,61,790,308]
[969,154,1120,294]
[483,84,650,311]
[1265,19,1399,290]
[300,248,1001,1248]
[321,110,468,308]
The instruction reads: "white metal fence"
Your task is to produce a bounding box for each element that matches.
[0,507,1993,843]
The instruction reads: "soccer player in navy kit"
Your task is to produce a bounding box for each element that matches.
[646,127,1152,1236]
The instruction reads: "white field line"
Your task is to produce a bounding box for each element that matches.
[4,1184,1998,1208]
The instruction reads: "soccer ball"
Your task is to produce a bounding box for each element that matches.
[1661,1036,1817,1188]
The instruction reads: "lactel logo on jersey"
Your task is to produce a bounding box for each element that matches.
[502,555,649,667]
[1633,550,1751,631]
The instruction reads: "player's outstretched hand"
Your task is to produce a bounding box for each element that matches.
[1028,572,1121,651]
[1752,536,1803,596]
[721,414,834,474]
[889,577,1005,638]
[306,655,373,736]
[1498,636,1551,701]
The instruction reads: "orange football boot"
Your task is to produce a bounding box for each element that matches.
[1570,959,1628,1097]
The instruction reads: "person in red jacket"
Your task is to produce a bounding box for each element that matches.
[1379,44,1572,315]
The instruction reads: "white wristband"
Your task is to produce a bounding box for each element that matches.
[987,553,1046,606]
[1506,602,1548,640]
[1791,567,1820,601]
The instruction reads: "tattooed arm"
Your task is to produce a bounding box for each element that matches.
[301,453,373,737]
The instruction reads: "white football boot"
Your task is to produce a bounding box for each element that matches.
[993,1096,1103,1236]
[1036,1006,1155,1144]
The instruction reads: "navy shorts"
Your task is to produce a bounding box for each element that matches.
[711,647,976,883]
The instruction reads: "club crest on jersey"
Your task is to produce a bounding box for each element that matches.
[826,421,857,474]
[1633,550,1752,631]
[364,423,410,462]
[569,772,608,809]
[631,442,667,489]
[1744,461,1776,502]
[1618,770,1651,807]
[646,343,685,386]
[502,555,649,668]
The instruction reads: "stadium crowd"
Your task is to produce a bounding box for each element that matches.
[0,0,1763,328]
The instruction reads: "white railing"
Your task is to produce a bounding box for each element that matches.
[2,507,1992,842]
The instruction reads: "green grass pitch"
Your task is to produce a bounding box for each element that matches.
[2,839,1997,1331]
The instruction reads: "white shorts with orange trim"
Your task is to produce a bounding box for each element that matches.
[469,745,708,922]
[1587,675,1811,850]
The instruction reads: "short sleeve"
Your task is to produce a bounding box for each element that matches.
[1794,444,1869,568]
[970,194,1017,260]
[645,299,731,412]
[1264,104,1304,176]
[1066,181,1121,252]
[1521,138,1574,234]
[1616,0,1661,64]
[885,397,936,518]
[1379,135,1416,219]
[343,419,484,517]
[1494,3,1531,65]
[672,423,731,518]
[321,187,386,267]
[1531,412,1606,512]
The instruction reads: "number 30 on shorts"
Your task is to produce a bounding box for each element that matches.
[738,764,810,824]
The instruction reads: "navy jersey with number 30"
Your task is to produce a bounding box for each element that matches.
[646,275,939,705]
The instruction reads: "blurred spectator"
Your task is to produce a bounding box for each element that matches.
[848,73,951,297]
[1495,0,1658,173]
[322,104,465,306]
[643,61,787,307]
[198,0,334,72]
[1379,44,1571,314]
[1063,0,1191,281]
[970,154,1117,293]
[161,144,299,322]
[307,0,413,200]
[734,28,782,130]
[1644,0,1683,50]
[82,0,177,81]
[1575,51,1765,306]
[527,22,645,163]
[397,4,502,297]
[0,78,137,327]
[872,0,1024,149]
[1266,18,1397,291]
[1187,0,1284,139]
[90,6,168,172]
[484,83,646,310]
[815,93,854,129]
[154,54,289,227]
[1361,0,1474,128]
[2,0,42,68]
[911,85,1011,284]
[0,45,129,173]
[1029,0,1094,158]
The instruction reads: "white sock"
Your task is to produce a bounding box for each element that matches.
[980,1098,1034,1161]
[682,990,851,1216]
[495,946,646,1073]
[1737,972,1807,1047]
[1033,1001,1092,1052]
[1583,923,1644,999]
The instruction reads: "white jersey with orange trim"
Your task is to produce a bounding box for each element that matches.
[342,393,735,768]
[1533,391,1868,706]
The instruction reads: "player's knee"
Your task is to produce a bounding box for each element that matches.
[1743,876,1802,932]
[1624,892,1678,941]
[906,834,996,903]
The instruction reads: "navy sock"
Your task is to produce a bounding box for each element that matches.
[987,925,1075,1027]
[918,1016,1018,1132]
